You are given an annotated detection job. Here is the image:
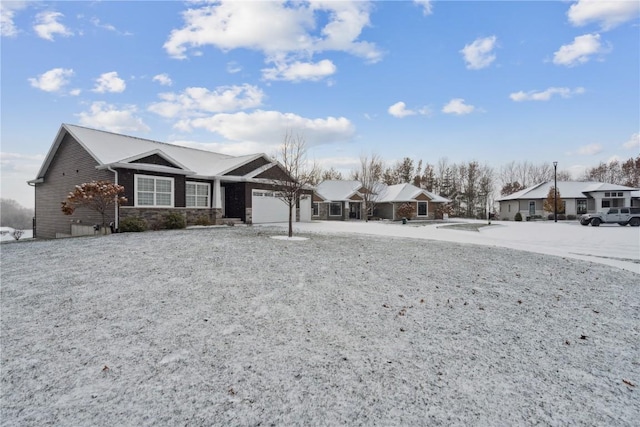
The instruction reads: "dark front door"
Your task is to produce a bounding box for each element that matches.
[350,202,361,219]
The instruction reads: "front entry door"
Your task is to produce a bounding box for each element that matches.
[350,202,361,219]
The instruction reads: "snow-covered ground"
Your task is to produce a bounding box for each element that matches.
[1,225,638,425]
[268,219,640,274]
[0,227,33,243]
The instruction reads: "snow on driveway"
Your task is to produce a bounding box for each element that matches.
[269,220,640,273]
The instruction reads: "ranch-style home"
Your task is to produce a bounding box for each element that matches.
[313,180,370,220]
[374,183,450,220]
[28,124,312,239]
[313,180,450,221]
[497,181,639,221]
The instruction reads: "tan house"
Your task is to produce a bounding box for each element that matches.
[374,183,450,220]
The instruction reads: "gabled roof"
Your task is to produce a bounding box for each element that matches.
[497,181,639,201]
[377,183,450,203]
[32,124,278,181]
[315,180,366,201]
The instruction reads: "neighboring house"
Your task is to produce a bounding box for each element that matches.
[28,124,311,239]
[497,181,639,221]
[374,183,450,220]
[632,190,640,207]
[313,180,370,220]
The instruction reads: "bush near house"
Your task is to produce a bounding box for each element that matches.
[119,217,147,232]
[514,212,523,222]
[396,203,416,220]
[164,212,186,229]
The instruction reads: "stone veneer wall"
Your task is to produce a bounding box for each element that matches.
[120,207,223,228]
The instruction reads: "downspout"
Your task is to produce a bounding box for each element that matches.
[107,167,119,231]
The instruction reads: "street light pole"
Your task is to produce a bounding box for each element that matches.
[553,161,558,223]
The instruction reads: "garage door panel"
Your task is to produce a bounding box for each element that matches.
[252,190,290,224]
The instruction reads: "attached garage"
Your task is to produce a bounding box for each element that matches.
[251,190,292,224]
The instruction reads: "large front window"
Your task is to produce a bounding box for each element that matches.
[135,175,174,207]
[417,201,428,216]
[186,182,210,208]
[329,202,342,216]
[577,199,587,215]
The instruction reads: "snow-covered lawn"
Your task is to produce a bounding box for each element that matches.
[270,219,640,274]
[1,226,638,425]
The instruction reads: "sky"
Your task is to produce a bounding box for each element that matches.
[1,0,639,209]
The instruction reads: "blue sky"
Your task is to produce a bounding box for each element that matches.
[1,0,639,209]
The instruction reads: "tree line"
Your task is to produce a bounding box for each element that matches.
[310,154,640,219]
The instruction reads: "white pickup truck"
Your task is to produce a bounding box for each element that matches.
[580,207,640,227]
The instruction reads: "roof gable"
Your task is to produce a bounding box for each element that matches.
[315,180,367,201]
[32,124,282,182]
[497,181,639,201]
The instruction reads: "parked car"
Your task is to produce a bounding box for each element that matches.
[580,207,640,227]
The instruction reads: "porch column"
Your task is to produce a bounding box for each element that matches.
[213,179,222,209]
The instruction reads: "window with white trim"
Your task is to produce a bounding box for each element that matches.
[135,174,174,207]
[312,202,319,216]
[417,201,428,216]
[186,182,210,208]
[329,202,342,216]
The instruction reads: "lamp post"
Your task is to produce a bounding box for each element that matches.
[553,161,558,223]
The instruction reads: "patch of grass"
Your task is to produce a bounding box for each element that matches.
[437,223,493,232]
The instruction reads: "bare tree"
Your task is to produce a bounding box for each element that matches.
[273,131,317,238]
[356,153,385,221]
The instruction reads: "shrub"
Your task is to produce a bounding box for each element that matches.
[164,212,186,229]
[558,214,566,220]
[194,215,212,226]
[514,212,523,222]
[119,216,147,232]
[567,214,577,220]
[396,203,416,220]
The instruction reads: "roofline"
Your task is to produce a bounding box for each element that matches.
[218,153,268,176]
[118,149,192,171]
[98,163,196,176]
[33,124,105,180]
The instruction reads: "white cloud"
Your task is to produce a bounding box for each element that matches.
[509,87,585,102]
[163,1,381,81]
[174,110,355,147]
[622,132,640,150]
[460,36,497,70]
[148,84,265,118]
[1,1,28,37]
[76,102,150,134]
[567,0,640,31]
[172,140,273,157]
[152,73,173,86]
[92,72,126,93]
[33,11,73,41]
[28,67,74,92]
[413,0,433,16]
[553,33,608,67]
[442,98,475,115]
[388,102,431,118]
[388,102,416,118]
[577,143,603,155]
[227,62,242,74]
[262,59,337,82]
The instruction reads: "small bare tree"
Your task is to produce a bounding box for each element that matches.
[356,153,385,220]
[61,180,127,234]
[274,131,317,238]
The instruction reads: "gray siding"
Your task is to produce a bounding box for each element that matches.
[35,135,114,238]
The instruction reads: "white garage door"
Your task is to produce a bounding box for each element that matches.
[252,190,291,224]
